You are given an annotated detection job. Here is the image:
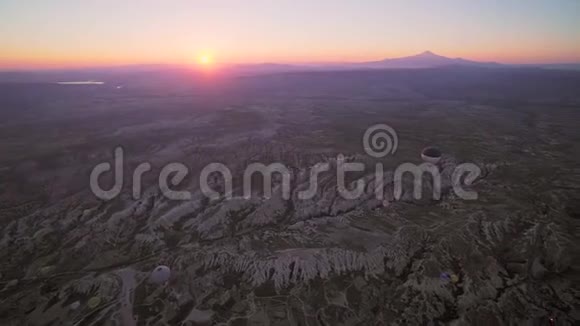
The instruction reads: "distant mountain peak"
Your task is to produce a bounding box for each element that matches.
[359,50,500,69]
[414,50,446,59]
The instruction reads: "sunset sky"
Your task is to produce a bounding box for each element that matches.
[1,0,579,69]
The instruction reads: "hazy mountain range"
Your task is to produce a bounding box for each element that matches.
[227,50,580,74]
[1,51,579,82]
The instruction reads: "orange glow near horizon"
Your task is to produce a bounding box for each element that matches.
[2,48,580,70]
[2,43,580,70]
[1,1,579,70]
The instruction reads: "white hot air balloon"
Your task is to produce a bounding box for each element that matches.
[421,146,442,164]
[149,265,171,284]
[69,301,81,310]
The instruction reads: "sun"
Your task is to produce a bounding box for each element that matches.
[198,54,213,66]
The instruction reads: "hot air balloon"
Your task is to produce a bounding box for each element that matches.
[69,301,81,310]
[450,274,459,284]
[87,296,101,309]
[149,265,171,284]
[421,146,442,164]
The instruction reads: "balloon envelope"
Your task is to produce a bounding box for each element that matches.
[149,265,171,284]
[450,274,459,283]
[70,301,81,310]
[87,296,101,309]
[421,146,442,164]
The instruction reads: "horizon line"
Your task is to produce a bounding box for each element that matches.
[1,50,580,72]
